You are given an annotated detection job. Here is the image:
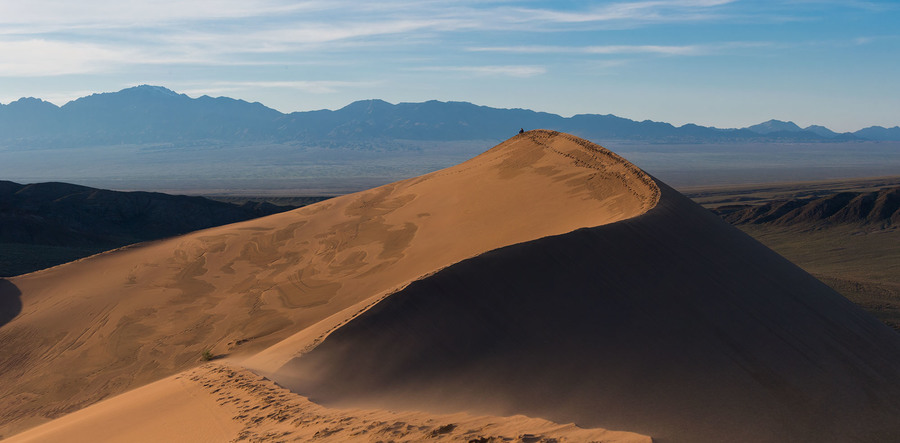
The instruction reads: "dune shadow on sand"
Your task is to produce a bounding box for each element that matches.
[0,279,22,329]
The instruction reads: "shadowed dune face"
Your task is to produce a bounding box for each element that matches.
[0,130,659,435]
[0,279,22,329]
[276,183,900,443]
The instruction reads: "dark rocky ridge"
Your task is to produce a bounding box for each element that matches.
[0,180,296,276]
[714,186,900,228]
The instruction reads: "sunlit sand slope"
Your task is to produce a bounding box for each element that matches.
[277,183,900,443]
[0,130,658,436]
[8,363,650,443]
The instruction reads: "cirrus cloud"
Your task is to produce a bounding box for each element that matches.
[410,65,547,78]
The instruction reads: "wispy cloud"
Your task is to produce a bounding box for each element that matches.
[182,80,379,96]
[469,44,707,56]
[469,41,779,57]
[0,30,374,77]
[0,1,331,28]
[849,34,900,45]
[0,1,738,32]
[0,39,132,76]
[503,0,737,28]
[224,19,444,49]
[0,37,266,76]
[789,0,898,13]
[410,65,547,78]
[0,0,751,77]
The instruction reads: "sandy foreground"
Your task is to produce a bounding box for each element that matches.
[2,130,900,442]
[9,362,649,443]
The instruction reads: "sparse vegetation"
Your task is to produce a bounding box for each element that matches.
[736,225,900,331]
[201,349,214,361]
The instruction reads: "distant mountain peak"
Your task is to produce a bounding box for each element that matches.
[126,84,181,96]
[3,97,60,112]
[342,98,392,107]
[855,125,900,141]
[804,124,838,138]
[62,85,188,109]
[338,99,395,114]
[745,119,803,134]
[8,97,51,105]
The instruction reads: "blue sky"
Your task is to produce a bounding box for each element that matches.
[1,0,897,132]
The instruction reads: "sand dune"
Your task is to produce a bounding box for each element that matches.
[4,130,900,442]
[0,130,658,437]
[275,182,900,442]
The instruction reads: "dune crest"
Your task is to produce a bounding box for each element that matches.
[0,130,658,436]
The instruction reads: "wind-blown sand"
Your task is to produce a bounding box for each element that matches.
[9,363,649,443]
[2,130,900,442]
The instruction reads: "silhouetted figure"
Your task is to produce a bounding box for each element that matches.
[519,128,524,134]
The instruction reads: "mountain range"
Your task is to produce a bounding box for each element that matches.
[2,85,898,147]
